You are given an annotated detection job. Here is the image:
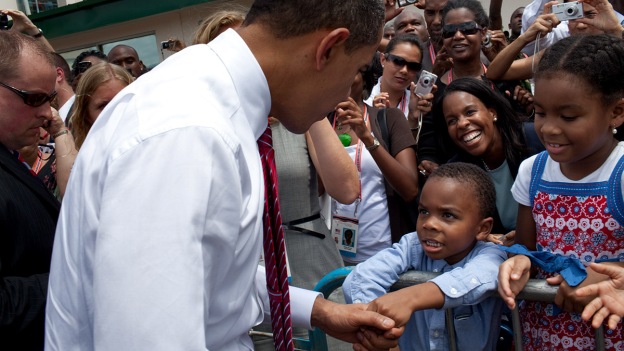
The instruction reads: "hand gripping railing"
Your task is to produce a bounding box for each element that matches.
[296,267,606,351]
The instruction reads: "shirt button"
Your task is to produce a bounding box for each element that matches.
[471,278,478,285]
[450,288,458,295]
[433,268,439,272]
[433,331,439,337]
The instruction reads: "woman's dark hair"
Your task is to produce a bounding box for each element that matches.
[536,34,624,105]
[433,77,527,173]
[71,50,108,79]
[442,0,490,28]
[384,33,423,56]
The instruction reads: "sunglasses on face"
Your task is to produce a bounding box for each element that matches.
[0,82,57,107]
[77,61,93,74]
[385,53,422,72]
[442,21,482,39]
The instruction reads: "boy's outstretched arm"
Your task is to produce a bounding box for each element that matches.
[498,255,532,309]
[366,282,445,328]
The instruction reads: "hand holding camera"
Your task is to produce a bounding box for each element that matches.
[573,0,623,36]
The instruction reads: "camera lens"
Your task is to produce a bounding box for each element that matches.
[566,6,577,15]
[423,78,431,85]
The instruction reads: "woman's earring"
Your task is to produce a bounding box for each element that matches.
[613,126,618,135]
[493,117,497,122]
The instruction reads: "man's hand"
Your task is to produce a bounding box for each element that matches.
[384,0,404,22]
[311,298,403,351]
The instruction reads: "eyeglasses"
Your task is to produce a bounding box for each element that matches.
[0,82,57,107]
[384,53,422,72]
[442,21,482,39]
[76,61,93,74]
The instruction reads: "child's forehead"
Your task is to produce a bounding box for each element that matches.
[421,177,476,203]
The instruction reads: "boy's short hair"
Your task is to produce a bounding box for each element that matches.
[428,163,496,219]
[243,0,385,54]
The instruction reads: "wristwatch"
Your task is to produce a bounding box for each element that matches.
[366,137,380,152]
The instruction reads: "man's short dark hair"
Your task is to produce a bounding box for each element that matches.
[0,31,55,81]
[243,0,385,54]
[428,162,497,219]
[52,52,73,84]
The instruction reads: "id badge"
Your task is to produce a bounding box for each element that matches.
[331,215,359,258]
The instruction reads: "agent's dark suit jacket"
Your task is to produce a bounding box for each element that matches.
[0,146,59,350]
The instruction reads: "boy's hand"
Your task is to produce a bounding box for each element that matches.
[311,297,402,350]
[498,255,531,309]
[547,265,610,313]
[366,282,444,329]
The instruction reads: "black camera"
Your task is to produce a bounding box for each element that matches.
[0,13,10,30]
[161,40,173,50]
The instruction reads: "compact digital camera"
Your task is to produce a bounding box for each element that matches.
[413,70,437,98]
[397,0,418,8]
[482,31,492,49]
[0,13,10,30]
[552,1,584,21]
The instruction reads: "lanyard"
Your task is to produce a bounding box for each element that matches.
[397,91,408,116]
[428,42,437,66]
[349,106,370,218]
[32,150,44,175]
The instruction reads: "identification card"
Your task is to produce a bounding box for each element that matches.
[331,215,359,258]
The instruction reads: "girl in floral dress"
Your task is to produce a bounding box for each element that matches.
[498,34,624,350]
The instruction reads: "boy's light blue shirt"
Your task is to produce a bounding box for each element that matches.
[342,232,506,351]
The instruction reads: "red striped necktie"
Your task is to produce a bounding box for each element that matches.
[257,124,294,351]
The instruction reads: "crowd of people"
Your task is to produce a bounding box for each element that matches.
[2,0,624,350]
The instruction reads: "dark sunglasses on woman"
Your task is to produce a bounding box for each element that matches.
[384,53,422,72]
[0,82,57,107]
[442,21,482,39]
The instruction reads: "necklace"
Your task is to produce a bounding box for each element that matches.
[481,158,491,172]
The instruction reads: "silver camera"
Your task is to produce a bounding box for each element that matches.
[397,0,418,7]
[413,70,437,97]
[552,1,584,21]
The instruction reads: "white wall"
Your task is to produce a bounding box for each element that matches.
[0,0,18,10]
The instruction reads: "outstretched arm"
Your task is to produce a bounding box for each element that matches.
[486,4,560,81]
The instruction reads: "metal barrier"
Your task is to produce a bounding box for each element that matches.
[296,267,607,351]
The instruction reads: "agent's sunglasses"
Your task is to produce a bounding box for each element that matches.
[384,53,422,72]
[0,82,57,107]
[442,21,482,39]
[76,61,93,74]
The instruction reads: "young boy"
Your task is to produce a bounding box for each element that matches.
[343,163,506,350]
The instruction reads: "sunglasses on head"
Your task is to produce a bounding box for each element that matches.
[0,82,57,107]
[77,61,93,74]
[442,21,482,39]
[384,53,422,72]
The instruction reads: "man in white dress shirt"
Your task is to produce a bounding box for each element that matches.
[45,0,402,350]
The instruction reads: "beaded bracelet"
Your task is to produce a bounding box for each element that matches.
[53,129,69,139]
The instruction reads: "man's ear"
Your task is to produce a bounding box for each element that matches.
[315,28,350,71]
[475,217,494,241]
[56,67,65,84]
